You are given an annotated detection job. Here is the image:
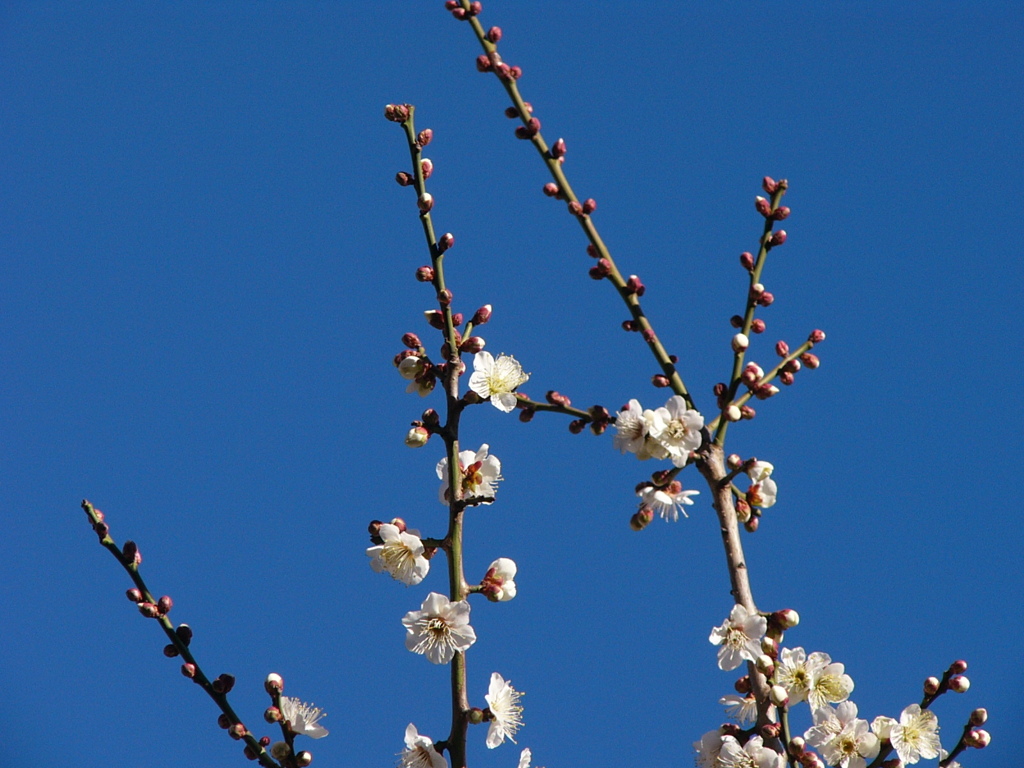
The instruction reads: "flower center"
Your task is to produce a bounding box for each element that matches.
[664,420,689,440]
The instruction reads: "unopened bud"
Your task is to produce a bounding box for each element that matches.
[760,723,782,740]
[757,291,774,306]
[229,723,247,740]
[384,103,409,123]
[779,371,794,386]
[176,624,193,644]
[568,419,586,434]
[126,588,143,603]
[395,171,414,186]
[731,333,749,352]
[417,193,434,213]
[800,352,820,369]
[390,517,407,533]
[295,750,313,767]
[486,25,502,42]
[470,305,492,326]
[801,753,825,768]
[181,662,197,678]
[923,676,940,695]
[769,684,789,707]
[415,266,434,282]
[417,129,433,148]
[948,674,970,693]
[625,274,645,296]
[727,453,742,468]
[218,714,232,729]
[421,160,434,180]
[762,176,779,194]
[967,729,991,748]
[808,329,826,344]
[138,602,159,618]
[740,405,756,420]
[568,200,583,216]
[768,230,787,247]
[750,318,765,334]
[265,706,282,723]
[788,736,806,756]
[213,673,236,694]
[739,251,755,271]
[122,540,141,566]
[437,232,455,253]
[970,708,988,725]
[744,516,759,532]
[460,336,485,353]
[760,636,778,656]
[582,198,597,214]
[755,196,772,217]
[775,341,790,357]
[949,659,968,673]
[630,507,655,531]
[405,426,430,447]
[773,206,791,221]
[755,655,775,676]
[726,405,742,422]
[265,672,284,693]
[424,310,444,329]
[651,374,670,388]
[776,608,800,628]
[518,407,535,422]
[157,596,173,614]
[730,315,744,328]
[543,182,560,197]
[551,138,567,158]
[163,643,179,657]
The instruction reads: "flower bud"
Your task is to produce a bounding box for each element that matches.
[970,708,988,725]
[731,333,749,352]
[213,673,236,693]
[949,659,968,673]
[800,352,820,369]
[730,315,743,329]
[760,636,778,656]
[486,25,502,42]
[424,310,444,329]
[122,540,141,566]
[768,230,787,247]
[451,312,464,326]
[727,453,742,468]
[405,426,430,447]
[475,54,492,72]
[157,595,173,614]
[755,196,772,217]
[801,753,825,768]
[390,517,407,532]
[779,371,794,386]
[437,232,455,253]
[808,329,826,344]
[734,675,752,694]
[568,200,583,215]
[138,602,159,618]
[744,516,759,532]
[568,419,586,434]
[417,129,433,148]
[923,676,940,695]
[739,405,756,420]
[776,608,800,628]
[948,674,970,693]
[415,266,434,282]
[651,374,670,388]
[750,318,765,334]
[265,672,284,694]
[967,729,991,748]
[460,336,485,353]
[243,746,257,761]
[470,304,492,326]
[218,714,232,729]
[630,507,654,531]
[757,291,774,307]
[518,407,535,422]
[384,103,410,122]
[772,206,791,221]
[181,662,197,678]
[417,193,433,213]
[726,405,742,422]
[760,723,782,740]
[755,654,774,676]
[762,176,779,194]
[769,684,789,707]
[739,251,755,271]
[126,588,143,603]
[270,742,291,760]
[422,161,435,182]
[163,643,179,657]
[265,706,282,723]
[395,171,414,186]
[229,723,247,740]
[295,751,313,766]
[551,138,567,158]
[582,198,597,214]
[626,274,645,296]
[788,736,806,756]
[175,624,193,644]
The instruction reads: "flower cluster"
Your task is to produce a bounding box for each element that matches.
[437,443,503,504]
[612,395,704,467]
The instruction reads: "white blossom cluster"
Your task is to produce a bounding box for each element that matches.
[698,604,948,768]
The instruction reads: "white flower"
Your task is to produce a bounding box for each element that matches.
[485,672,524,748]
[775,647,814,704]
[437,444,502,505]
[469,352,529,412]
[613,399,654,455]
[719,694,761,726]
[717,734,786,768]
[805,701,879,768]
[806,653,854,711]
[746,478,777,509]
[694,730,726,768]
[399,355,424,380]
[400,724,448,768]
[638,481,699,522]
[647,395,704,466]
[747,461,774,483]
[517,748,542,768]
[402,592,477,664]
[366,523,430,586]
[709,604,767,671]
[482,558,517,601]
[876,704,940,764]
[279,696,328,739]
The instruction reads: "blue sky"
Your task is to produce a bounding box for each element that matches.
[3,3,1021,767]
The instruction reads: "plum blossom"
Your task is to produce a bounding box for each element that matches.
[399,724,448,768]
[481,558,517,601]
[637,481,700,522]
[612,399,663,458]
[745,461,777,508]
[279,696,329,739]
[804,701,879,768]
[696,733,785,768]
[719,694,762,727]
[485,672,524,748]
[518,748,542,768]
[872,704,940,764]
[647,395,704,466]
[709,604,767,671]
[366,523,429,586]
[469,352,529,412]
[437,444,502,505]
[402,592,477,664]
[776,648,853,709]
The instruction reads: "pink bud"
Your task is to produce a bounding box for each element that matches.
[395,171,414,186]
[626,274,645,295]
[405,426,430,448]
[768,229,787,247]
[157,595,173,615]
[775,340,790,357]
[755,196,772,217]
[470,305,492,326]
[779,371,795,386]
[451,7,466,19]
[451,312,464,326]
[750,318,765,334]
[727,453,742,468]
[949,674,970,693]
[586,244,599,258]
[542,182,560,197]
[122,540,141,566]
[486,25,502,42]
[402,332,422,349]
[713,382,728,397]
[383,103,410,123]
[420,158,433,178]
[800,352,820,369]
[762,176,779,194]
[970,708,988,725]
[551,138,567,158]
[758,291,775,307]
[772,206,791,221]
[641,328,656,343]
[265,673,284,693]
[740,405,756,420]
[435,232,455,254]
[163,644,179,657]
[568,419,586,434]
[181,662,196,678]
[651,375,670,388]
[295,751,313,767]
[776,608,800,628]
[582,198,597,214]
[126,588,143,603]
[739,251,755,271]
[460,336,485,353]
[967,729,991,748]
[415,266,434,282]
[508,65,523,80]
[417,193,434,213]
[504,106,519,118]
[476,54,492,72]
[630,507,655,531]
[424,310,444,329]
[469,2,482,15]
[417,129,433,148]
[518,407,535,423]
[744,516,760,532]
[229,723,247,740]
[808,329,826,343]
[138,602,159,618]
[436,288,452,307]
[568,200,583,216]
